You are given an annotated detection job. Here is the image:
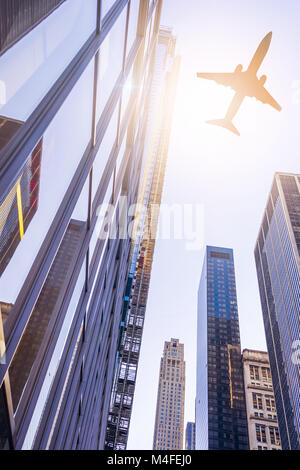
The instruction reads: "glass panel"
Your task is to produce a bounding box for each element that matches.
[86,236,108,317]
[126,0,140,55]
[0,58,94,304]
[22,261,86,449]
[101,0,117,21]
[72,177,89,222]
[92,104,118,207]
[90,173,114,262]
[8,174,88,414]
[115,129,128,184]
[96,7,127,124]
[0,0,97,122]
[144,13,153,56]
[120,65,134,125]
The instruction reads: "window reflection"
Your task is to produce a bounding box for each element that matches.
[115,130,129,187]
[126,0,140,55]
[120,66,134,125]
[101,0,117,21]
[90,174,114,262]
[96,7,127,123]
[22,261,86,449]
[0,58,94,304]
[0,0,97,121]
[92,104,118,208]
[0,132,43,277]
[8,219,86,414]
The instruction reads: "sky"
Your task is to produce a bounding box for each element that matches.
[127,0,300,450]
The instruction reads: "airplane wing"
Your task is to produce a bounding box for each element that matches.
[197,72,237,89]
[254,86,282,111]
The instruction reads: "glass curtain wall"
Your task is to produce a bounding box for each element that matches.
[0,0,163,450]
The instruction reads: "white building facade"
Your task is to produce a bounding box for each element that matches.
[243,349,281,450]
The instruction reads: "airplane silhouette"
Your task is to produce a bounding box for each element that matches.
[197,32,281,136]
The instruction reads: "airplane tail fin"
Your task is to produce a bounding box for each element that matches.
[206,119,240,136]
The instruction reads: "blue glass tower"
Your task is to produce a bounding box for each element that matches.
[185,422,195,450]
[196,246,249,450]
[255,173,300,450]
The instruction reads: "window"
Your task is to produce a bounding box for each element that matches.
[269,427,280,446]
[250,365,260,381]
[261,367,272,382]
[253,393,263,410]
[210,251,230,260]
[256,424,266,443]
[265,395,276,412]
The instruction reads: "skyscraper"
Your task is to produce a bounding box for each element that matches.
[242,349,281,450]
[185,422,195,450]
[254,172,300,450]
[105,27,180,451]
[153,338,185,450]
[196,246,249,450]
[0,0,169,450]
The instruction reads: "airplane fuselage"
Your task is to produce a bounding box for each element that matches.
[231,70,264,98]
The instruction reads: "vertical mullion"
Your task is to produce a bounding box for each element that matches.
[96,0,102,34]
[86,2,102,288]
[116,1,130,146]
[113,1,131,201]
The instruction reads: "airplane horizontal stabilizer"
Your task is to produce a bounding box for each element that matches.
[206,119,240,136]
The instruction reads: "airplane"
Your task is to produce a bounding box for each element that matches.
[197,32,281,136]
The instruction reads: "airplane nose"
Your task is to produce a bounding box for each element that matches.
[264,32,272,47]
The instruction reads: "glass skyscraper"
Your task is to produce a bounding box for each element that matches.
[254,172,300,450]
[105,27,180,450]
[196,246,249,450]
[0,0,168,450]
[185,422,195,450]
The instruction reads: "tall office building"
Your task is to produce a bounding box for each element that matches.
[0,0,168,450]
[243,349,281,450]
[185,422,195,450]
[255,172,300,450]
[196,246,249,450]
[105,27,180,450]
[153,339,185,450]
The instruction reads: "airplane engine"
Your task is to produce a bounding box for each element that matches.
[235,64,243,73]
[260,75,267,85]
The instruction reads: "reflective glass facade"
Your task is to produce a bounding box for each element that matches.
[196,246,249,450]
[185,422,195,450]
[105,28,180,450]
[254,173,300,450]
[0,0,165,450]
